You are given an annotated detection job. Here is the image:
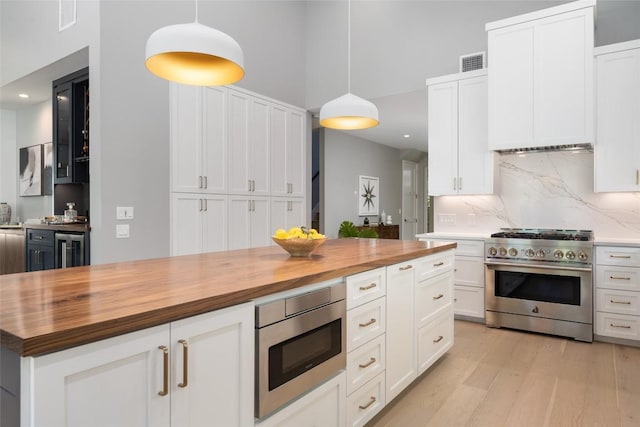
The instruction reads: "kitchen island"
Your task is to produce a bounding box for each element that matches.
[0,238,455,427]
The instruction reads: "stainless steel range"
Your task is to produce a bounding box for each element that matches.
[484,228,594,342]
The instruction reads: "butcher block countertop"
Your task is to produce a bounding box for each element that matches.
[0,238,455,357]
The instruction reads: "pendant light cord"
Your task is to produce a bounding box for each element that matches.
[347,0,351,93]
[195,0,199,23]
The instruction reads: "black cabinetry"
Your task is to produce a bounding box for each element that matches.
[26,229,55,272]
[53,67,89,184]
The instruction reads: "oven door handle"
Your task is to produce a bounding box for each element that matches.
[484,261,592,273]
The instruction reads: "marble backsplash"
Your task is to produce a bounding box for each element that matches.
[433,150,640,239]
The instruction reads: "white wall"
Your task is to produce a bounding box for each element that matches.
[323,129,402,238]
[0,110,17,221]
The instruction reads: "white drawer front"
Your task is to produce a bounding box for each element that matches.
[454,256,484,287]
[596,246,640,267]
[453,285,485,319]
[346,268,386,310]
[416,251,454,282]
[346,372,385,427]
[346,334,385,395]
[454,239,485,257]
[596,288,640,316]
[417,309,454,375]
[596,311,640,341]
[595,265,640,291]
[416,272,453,328]
[347,297,385,351]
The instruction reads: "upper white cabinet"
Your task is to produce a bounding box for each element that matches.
[427,70,494,196]
[171,85,227,194]
[486,0,595,150]
[270,105,305,198]
[594,40,640,192]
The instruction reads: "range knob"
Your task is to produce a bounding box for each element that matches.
[566,250,576,260]
[553,250,564,259]
[488,247,497,256]
[536,249,546,258]
[525,248,535,257]
[578,251,588,261]
[508,248,518,257]
[499,247,507,256]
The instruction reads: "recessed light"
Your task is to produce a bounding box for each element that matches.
[18,93,29,99]
[403,134,410,138]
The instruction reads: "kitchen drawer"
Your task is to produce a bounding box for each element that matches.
[454,256,484,287]
[346,267,386,310]
[453,285,485,319]
[416,251,454,283]
[346,372,385,427]
[453,239,485,257]
[596,288,640,316]
[27,229,54,246]
[595,311,640,341]
[417,309,454,375]
[596,246,640,267]
[595,265,640,291]
[346,334,385,395]
[416,271,453,328]
[347,297,385,351]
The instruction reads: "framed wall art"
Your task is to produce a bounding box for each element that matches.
[43,142,53,195]
[358,175,379,216]
[19,144,43,196]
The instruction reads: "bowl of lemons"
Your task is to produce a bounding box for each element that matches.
[273,226,327,257]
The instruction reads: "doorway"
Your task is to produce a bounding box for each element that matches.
[401,160,418,239]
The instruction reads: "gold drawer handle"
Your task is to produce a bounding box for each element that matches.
[433,335,444,343]
[158,345,169,397]
[434,261,444,267]
[433,294,444,300]
[610,300,631,305]
[610,255,631,259]
[358,396,377,410]
[610,276,631,280]
[359,318,376,328]
[358,357,377,369]
[399,265,413,271]
[359,283,377,291]
[178,339,189,388]
[610,323,631,329]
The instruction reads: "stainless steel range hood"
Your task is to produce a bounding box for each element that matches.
[494,143,593,155]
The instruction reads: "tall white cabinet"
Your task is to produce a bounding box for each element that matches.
[486,0,595,150]
[170,84,307,255]
[594,40,640,192]
[427,69,494,196]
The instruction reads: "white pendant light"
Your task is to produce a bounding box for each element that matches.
[145,0,244,86]
[320,0,378,130]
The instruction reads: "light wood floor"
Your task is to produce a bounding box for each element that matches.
[367,320,640,427]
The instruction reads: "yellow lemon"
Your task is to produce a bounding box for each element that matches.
[274,229,288,239]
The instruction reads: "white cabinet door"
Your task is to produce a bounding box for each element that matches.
[172,193,204,256]
[595,45,640,192]
[271,198,306,236]
[385,260,416,403]
[251,97,270,195]
[427,80,458,196]
[458,75,492,195]
[251,197,271,248]
[170,303,254,427]
[171,84,203,193]
[270,105,288,196]
[228,91,251,195]
[271,106,306,198]
[26,325,171,427]
[202,195,228,253]
[229,196,271,250]
[287,110,305,197]
[202,86,227,194]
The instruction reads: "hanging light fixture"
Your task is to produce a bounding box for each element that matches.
[145,0,244,86]
[320,0,378,130]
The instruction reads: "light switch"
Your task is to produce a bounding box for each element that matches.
[116,224,130,238]
[117,206,134,220]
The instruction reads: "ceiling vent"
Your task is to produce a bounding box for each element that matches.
[459,52,485,73]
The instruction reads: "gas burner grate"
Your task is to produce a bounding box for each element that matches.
[490,229,593,242]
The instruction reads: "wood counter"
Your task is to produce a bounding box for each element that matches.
[0,238,455,357]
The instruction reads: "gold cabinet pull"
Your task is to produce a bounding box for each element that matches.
[610,276,631,280]
[610,255,631,259]
[359,283,377,291]
[434,261,444,267]
[399,265,413,271]
[158,345,169,396]
[358,357,376,369]
[433,293,444,300]
[359,318,376,328]
[358,396,377,410]
[610,323,631,329]
[433,335,444,343]
[178,339,189,388]
[610,300,632,305]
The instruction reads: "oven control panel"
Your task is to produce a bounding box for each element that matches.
[485,240,592,265]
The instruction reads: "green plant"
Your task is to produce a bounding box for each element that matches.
[338,221,378,238]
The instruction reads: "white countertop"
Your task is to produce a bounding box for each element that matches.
[594,237,640,247]
[416,232,490,241]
